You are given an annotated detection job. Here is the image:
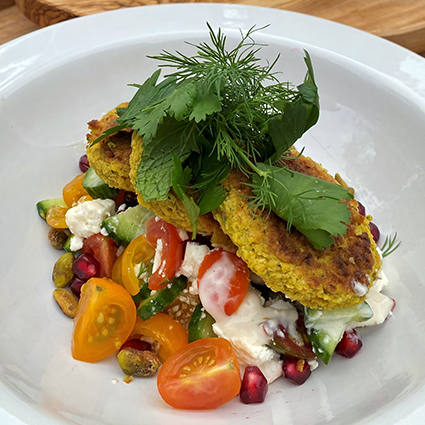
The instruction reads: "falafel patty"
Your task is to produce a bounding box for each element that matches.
[212,153,382,310]
[86,103,135,192]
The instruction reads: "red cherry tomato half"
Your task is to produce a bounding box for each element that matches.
[198,248,249,318]
[145,217,183,290]
[82,234,118,279]
[157,338,241,410]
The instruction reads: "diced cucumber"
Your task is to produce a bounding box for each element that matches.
[137,276,187,321]
[36,198,67,220]
[132,281,151,305]
[82,167,119,199]
[304,302,373,364]
[101,205,155,246]
[63,235,78,254]
[188,303,217,343]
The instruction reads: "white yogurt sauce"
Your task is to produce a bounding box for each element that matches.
[211,289,299,383]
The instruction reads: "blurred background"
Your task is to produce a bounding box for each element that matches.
[1,0,425,57]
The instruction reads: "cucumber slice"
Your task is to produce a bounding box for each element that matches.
[188,303,217,343]
[82,167,119,199]
[132,281,151,305]
[101,205,155,246]
[36,198,67,220]
[137,276,187,321]
[305,302,373,365]
[63,235,78,254]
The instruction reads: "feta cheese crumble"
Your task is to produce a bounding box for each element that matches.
[65,199,115,250]
[177,242,210,284]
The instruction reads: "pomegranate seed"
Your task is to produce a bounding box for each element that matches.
[240,366,268,404]
[369,222,380,243]
[79,154,90,173]
[72,253,99,281]
[120,339,152,352]
[282,356,311,385]
[69,276,85,297]
[124,191,139,207]
[335,329,363,358]
[357,201,366,216]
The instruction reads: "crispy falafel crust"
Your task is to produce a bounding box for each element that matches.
[86,103,135,192]
[213,154,382,310]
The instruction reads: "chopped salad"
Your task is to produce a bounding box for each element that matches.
[37,25,398,410]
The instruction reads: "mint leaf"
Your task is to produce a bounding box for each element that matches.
[135,118,196,202]
[252,163,353,250]
[171,155,200,234]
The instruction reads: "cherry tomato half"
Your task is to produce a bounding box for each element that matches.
[111,254,124,286]
[46,205,68,229]
[121,234,155,296]
[157,338,241,410]
[81,234,118,279]
[145,218,183,290]
[63,174,90,208]
[72,278,137,363]
[197,248,249,318]
[131,314,188,362]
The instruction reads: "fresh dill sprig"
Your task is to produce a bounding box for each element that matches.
[137,256,154,279]
[381,233,401,258]
[93,24,352,250]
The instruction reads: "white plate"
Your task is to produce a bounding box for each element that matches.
[1,4,424,424]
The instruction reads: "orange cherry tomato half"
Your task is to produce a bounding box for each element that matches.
[121,234,155,296]
[72,278,137,363]
[197,248,249,318]
[46,205,68,229]
[157,338,241,410]
[131,314,188,362]
[145,218,183,290]
[81,234,118,279]
[112,254,124,286]
[63,174,90,208]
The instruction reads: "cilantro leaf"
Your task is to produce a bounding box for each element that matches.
[132,81,198,141]
[252,163,353,250]
[189,87,222,123]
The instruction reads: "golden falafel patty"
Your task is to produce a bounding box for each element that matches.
[86,103,134,192]
[129,132,235,250]
[212,153,382,310]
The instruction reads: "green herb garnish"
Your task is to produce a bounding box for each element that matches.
[93,24,353,250]
[381,233,401,258]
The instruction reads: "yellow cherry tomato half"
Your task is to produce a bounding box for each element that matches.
[46,205,68,229]
[131,314,188,362]
[72,278,137,363]
[112,254,124,286]
[63,174,90,208]
[121,234,155,296]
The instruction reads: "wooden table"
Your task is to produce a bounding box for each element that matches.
[1,0,425,58]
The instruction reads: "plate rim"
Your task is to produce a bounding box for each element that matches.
[1,3,424,424]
